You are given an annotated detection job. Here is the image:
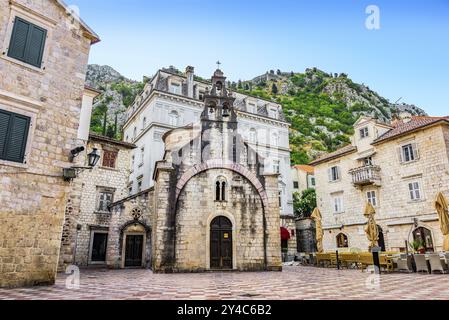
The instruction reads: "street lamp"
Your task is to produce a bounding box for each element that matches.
[63,147,101,181]
[87,148,101,167]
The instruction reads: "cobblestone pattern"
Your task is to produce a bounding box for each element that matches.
[1,266,449,300]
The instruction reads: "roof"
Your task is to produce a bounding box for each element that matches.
[55,0,100,44]
[110,187,154,208]
[309,144,358,166]
[89,133,137,149]
[373,116,449,145]
[84,85,102,96]
[293,165,315,174]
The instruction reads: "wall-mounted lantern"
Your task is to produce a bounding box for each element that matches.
[63,147,101,181]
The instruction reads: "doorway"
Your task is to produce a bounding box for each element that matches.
[210,216,233,270]
[125,235,144,267]
[90,232,108,263]
[413,227,434,253]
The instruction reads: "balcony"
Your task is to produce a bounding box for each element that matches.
[349,165,381,187]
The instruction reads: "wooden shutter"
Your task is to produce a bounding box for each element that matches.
[411,143,420,160]
[102,150,118,168]
[0,110,30,163]
[328,168,332,182]
[5,114,30,163]
[0,111,11,157]
[7,17,46,68]
[7,18,30,61]
[397,146,404,163]
[25,24,47,67]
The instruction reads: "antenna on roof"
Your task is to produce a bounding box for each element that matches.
[394,97,403,104]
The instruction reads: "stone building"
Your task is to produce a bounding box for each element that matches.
[291,165,315,195]
[0,0,99,287]
[58,133,136,269]
[122,65,294,216]
[97,69,283,272]
[310,114,449,253]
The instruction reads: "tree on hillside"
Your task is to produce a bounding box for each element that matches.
[271,83,278,95]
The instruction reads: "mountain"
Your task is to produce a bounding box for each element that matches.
[86,64,145,137]
[86,65,427,164]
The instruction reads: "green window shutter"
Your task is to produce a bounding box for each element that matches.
[25,24,47,68]
[0,110,30,163]
[7,17,30,61]
[0,111,12,158]
[7,17,47,68]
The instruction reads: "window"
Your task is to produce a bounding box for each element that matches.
[170,83,181,95]
[139,147,145,166]
[137,179,143,192]
[7,17,47,68]
[271,133,279,147]
[128,185,133,195]
[249,128,257,144]
[269,108,279,119]
[142,117,147,130]
[336,233,349,248]
[215,177,227,202]
[400,143,419,163]
[409,182,422,201]
[367,190,377,206]
[363,157,374,166]
[328,166,341,182]
[169,110,179,126]
[359,127,369,139]
[293,181,299,189]
[102,150,118,169]
[133,127,137,140]
[199,91,205,101]
[248,103,257,114]
[0,109,30,163]
[90,232,108,262]
[333,196,344,213]
[98,191,113,212]
[279,191,282,207]
[310,177,316,187]
[131,155,135,171]
[273,160,280,174]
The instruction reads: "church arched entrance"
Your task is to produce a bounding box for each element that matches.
[210,216,233,270]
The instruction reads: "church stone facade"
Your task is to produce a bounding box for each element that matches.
[151,69,282,272]
[82,70,283,272]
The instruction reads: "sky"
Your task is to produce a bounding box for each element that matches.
[71,0,449,116]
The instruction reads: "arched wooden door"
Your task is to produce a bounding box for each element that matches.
[210,216,233,270]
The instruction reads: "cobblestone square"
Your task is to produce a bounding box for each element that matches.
[1,266,449,300]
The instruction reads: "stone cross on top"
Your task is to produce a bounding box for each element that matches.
[216,61,221,70]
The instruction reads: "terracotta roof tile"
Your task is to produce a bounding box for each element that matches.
[373,116,449,144]
[309,144,358,166]
[293,165,315,174]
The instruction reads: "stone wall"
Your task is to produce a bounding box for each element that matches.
[0,0,94,287]
[107,189,153,269]
[59,138,134,269]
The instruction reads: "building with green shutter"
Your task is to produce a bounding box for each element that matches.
[0,0,99,288]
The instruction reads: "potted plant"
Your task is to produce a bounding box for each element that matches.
[409,240,425,254]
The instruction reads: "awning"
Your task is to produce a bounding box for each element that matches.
[281,227,291,241]
[354,149,377,160]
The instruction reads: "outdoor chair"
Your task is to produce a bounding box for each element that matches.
[396,258,413,273]
[414,254,430,274]
[428,254,447,274]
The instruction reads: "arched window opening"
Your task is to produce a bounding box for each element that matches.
[221,182,226,201]
[215,177,227,202]
[413,227,434,253]
[336,233,349,248]
[169,110,179,126]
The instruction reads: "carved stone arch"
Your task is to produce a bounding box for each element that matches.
[175,160,268,208]
[118,220,151,257]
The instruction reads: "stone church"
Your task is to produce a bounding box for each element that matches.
[82,69,282,272]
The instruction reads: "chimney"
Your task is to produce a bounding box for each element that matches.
[399,111,412,124]
[185,66,194,98]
